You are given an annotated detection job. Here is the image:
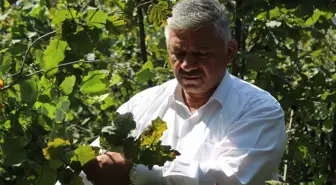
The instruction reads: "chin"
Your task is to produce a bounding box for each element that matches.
[180,84,207,94]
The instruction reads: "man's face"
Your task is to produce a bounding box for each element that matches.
[167,24,236,94]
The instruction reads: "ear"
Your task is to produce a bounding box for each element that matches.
[226,40,238,62]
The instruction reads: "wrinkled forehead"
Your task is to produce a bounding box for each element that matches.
[167,25,224,50]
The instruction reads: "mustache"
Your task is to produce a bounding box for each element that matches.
[178,69,203,76]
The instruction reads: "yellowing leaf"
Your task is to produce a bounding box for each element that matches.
[70,145,96,166]
[149,1,170,27]
[140,117,167,147]
[42,138,71,160]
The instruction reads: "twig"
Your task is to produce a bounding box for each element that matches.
[66,3,75,20]
[81,0,92,12]
[0,57,133,91]
[136,0,153,9]
[0,58,108,91]
[22,31,57,75]
[283,108,295,182]
[26,58,111,77]
[1,31,56,91]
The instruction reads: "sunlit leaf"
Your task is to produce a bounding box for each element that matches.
[60,75,76,95]
[140,117,167,147]
[85,9,108,29]
[41,39,68,75]
[42,138,71,160]
[70,145,96,166]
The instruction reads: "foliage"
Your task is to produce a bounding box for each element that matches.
[0,0,335,184]
[102,113,179,169]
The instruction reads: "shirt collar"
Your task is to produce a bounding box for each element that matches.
[169,69,232,106]
[210,69,232,106]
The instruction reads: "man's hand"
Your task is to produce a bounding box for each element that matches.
[83,152,132,185]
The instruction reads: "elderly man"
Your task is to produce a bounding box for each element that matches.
[82,0,287,185]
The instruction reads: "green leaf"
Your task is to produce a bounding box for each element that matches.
[244,54,268,72]
[101,96,114,110]
[106,15,127,34]
[298,145,308,159]
[110,74,122,86]
[41,39,68,75]
[139,117,167,147]
[70,145,96,166]
[0,136,26,165]
[149,1,170,27]
[0,52,11,74]
[60,75,76,95]
[20,78,38,106]
[321,92,336,103]
[135,69,155,83]
[29,4,41,18]
[55,97,70,122]
[269,7,281,19]
[50,159,63,169]
[35,50,43,65]
[50,8,77,26]
[86,9,108,29]
[37,166,57,185]
[323,120,333,131]
[69,176,85,185]
[40,103,57,119]
[142,61,154,70]
[80,71,108,95]
[305,10,324,26]
[102,113,136,146]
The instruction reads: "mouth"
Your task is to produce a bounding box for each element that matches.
[180,75,201,79]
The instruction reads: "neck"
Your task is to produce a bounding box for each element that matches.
[182,87,217,113]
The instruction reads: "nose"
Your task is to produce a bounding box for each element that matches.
[180,53,199,72]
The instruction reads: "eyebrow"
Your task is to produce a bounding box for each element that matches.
[193,46,211,50]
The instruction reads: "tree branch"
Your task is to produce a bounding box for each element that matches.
[137,7,147,63]
[0,58,114,91]
[1,31,56,91]
[81,0,92,12]
[136,0,153,9]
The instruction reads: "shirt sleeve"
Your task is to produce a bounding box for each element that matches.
[162,95,287,185]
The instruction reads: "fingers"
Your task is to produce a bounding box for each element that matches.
[82,158,100,182]
[82,152,132,185]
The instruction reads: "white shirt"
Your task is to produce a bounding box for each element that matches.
[75,70,286,185]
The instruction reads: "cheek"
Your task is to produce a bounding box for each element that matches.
[169,58,181,72]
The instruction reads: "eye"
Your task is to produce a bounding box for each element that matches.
[172,52,186,60]
[193,52,210,59]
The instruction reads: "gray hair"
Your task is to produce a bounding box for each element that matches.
[164,0,232,46]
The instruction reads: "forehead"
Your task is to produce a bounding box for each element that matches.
[168,24,224,49]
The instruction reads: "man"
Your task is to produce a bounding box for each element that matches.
[82,0,287,184]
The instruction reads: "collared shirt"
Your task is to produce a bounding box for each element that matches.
[76,70,286,185]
